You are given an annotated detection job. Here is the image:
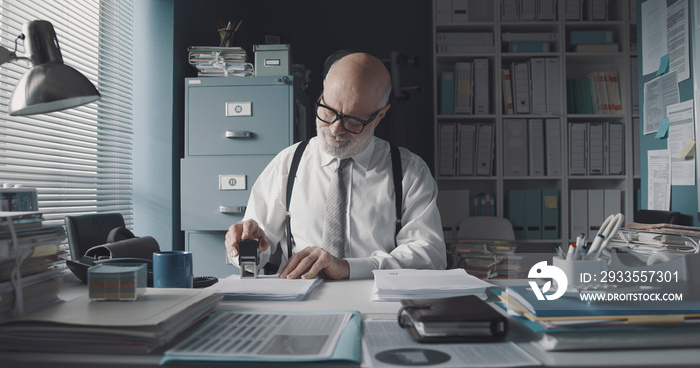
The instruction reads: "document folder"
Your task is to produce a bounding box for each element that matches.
[524,189,542,239]
[541,189,559,239]
[508,190,527,239]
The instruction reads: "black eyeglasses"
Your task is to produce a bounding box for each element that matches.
[315,96,382,134]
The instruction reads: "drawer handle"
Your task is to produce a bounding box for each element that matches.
[225,130,252,138]
[219,206,246,214]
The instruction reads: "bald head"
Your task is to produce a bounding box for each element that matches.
[324,52,391,109]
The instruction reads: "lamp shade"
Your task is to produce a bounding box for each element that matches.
[8,20,100,116]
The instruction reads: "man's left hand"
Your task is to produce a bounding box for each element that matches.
[279,246,349,280]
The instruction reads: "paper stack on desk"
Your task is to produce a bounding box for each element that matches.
[0,211,66,323]
[498,285,700,351]
[210,274,322,300]
[0,288,222,354]
[371,269,494,302]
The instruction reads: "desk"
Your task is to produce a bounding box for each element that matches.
[2,274,700,368]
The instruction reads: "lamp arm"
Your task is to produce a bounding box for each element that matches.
[0,46,16,64]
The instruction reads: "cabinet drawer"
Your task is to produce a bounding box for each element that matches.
[186,231,238,278]
[187,84,292,156]
[181,155,273,231]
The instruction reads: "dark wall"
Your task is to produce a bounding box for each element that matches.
[173,0,434,168]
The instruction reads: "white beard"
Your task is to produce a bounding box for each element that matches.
[317,123,375,158]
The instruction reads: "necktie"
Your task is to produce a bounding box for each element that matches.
[321,158,351,258]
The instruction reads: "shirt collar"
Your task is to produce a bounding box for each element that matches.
[320,136,376,170]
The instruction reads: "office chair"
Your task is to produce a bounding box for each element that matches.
[64,212,127,260]
[634,210,692,226]
[457,216,516,241]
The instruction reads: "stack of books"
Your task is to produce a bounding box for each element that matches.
[452,240,522,279]
[498,284,700,351]
[566,70,621,114]
[187,46,254,77]
[0,211,65,323]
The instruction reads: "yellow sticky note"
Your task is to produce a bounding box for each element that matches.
[457,81,471,94]
[544,196,558,209]
[676,139,696,159]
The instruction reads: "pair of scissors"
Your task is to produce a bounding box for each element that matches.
[585,213,624,260]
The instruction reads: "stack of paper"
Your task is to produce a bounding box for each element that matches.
[0,288,222,354]
[210,274,322,300]
[0,211,66,323]
[188,46,254,76]
[371,269,494,302]
[499,285,700,351]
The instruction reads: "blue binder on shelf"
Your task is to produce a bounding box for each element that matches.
[541,189,559,239]
[524,189,542,239]
[507,190,527,239]
[440,71,455,115]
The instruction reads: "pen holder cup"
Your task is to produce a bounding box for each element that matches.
[553,256,607,285]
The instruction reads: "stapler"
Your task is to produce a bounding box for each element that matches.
[239,239,260,278]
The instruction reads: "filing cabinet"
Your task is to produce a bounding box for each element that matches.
[181,76,304,277]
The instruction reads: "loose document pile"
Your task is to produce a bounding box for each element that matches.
[0,211,66,323]
[0,288,222,354]
[371,269,494,302]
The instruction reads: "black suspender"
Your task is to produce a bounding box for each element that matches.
[285,141,403,258]
[285,140,309,258]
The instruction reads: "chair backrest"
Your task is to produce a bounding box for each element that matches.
[457,216,516,241]
[64,213,126,260]
[634,210,692,226]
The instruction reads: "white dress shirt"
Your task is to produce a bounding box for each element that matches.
[242,136,446,279]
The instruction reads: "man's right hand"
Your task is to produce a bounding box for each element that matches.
[225,219,271,260]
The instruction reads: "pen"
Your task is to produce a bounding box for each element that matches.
[592,213,624,259]
[565,242,576,260]
[585,213,623,260]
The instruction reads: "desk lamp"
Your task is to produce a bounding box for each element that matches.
[0,20,100,116]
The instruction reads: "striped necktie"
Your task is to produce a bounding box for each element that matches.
[321,158,351,258]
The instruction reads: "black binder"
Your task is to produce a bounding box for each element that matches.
[398,294,508,343]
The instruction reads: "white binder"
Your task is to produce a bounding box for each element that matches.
[607,122,624,175]
[570,189,588,239]
[455,62,473,114]
[545,58,561,114]
[511,61,530,114]
[475,123,494,176]
[588,122,605,175]
[473,58,489,114]
[569,122,587,175]
[529,58,547,114]
[587,189,605,239]
[458,123,476,175]
[503,119,529,176]
[439,123,457,176]
[528,118,545,176]
[545,118,562,176]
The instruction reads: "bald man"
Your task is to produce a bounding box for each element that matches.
[225,52,446,280]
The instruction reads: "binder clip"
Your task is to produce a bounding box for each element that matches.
[239,239,260,279]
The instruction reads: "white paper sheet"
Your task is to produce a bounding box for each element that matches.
[644,70,680,135]
[210,274,322,300]
[667,100,695,185]
[667,0,690,81]
[642,0,668,75]
[648,149,672,210]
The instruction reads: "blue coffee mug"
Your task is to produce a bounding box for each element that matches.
[152,251,193,288]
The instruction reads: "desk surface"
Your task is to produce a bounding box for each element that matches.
[2,274,700,368]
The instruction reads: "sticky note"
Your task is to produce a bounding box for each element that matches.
[655,118,669,139]
[676,139,696,159]
[656,54,669,76]
[544,196,558,209]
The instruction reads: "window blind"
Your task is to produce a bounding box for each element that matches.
[0,0,134,228]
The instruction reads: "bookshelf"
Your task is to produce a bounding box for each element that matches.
[433,0,639,249]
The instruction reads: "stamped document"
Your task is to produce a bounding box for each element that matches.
[162,310,360,364]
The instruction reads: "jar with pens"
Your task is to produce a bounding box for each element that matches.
[218,20,242,48]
